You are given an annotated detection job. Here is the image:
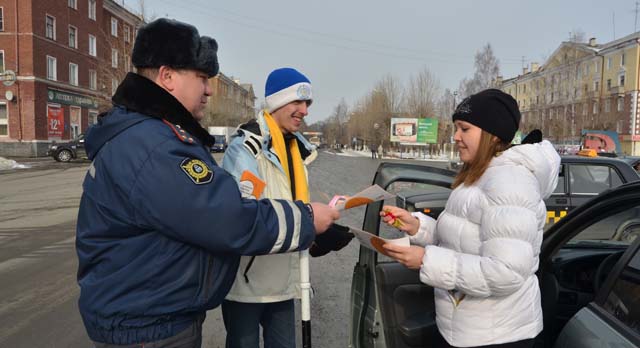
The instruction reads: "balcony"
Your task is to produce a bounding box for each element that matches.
[609,86,625,96]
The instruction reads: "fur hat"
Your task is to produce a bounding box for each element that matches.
[132,18,219,77]
[265,68,313,112]
[452,89,521,142]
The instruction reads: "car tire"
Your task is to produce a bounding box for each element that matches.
[56,149,72,162]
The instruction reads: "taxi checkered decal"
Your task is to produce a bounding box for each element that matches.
[546,210,567,224]
[180,158,213,185]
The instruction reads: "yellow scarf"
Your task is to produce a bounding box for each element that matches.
[263,111,310,203]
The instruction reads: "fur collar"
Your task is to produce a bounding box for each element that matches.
[112,72,215,147]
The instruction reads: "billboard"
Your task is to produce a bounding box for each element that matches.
[47,104,64,139]
[390,118,438,144]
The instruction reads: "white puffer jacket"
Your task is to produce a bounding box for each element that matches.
[410,140,560,347]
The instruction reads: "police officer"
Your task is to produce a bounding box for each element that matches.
[75,18,339,348]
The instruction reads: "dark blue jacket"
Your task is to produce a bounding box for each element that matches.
[76,73,315,344]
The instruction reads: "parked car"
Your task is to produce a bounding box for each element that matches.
[210,135,227,153]
[47,134,86,162]
[349,162,640,348]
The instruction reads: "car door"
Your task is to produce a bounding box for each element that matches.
[545,163,570,227]
[553,237,640,348]
[350,162,454,348]
[538,181,640,347]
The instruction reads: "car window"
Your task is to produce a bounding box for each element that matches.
[569,164,622,195]
[602,246,640,335]
[553,164,566,194]
[378,181,451,263]
[567,205,640,244]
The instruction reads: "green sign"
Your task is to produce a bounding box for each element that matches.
[417,118,438,144]
[47,88,98,108]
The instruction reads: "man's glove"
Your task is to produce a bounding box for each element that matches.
[309,223,354,257]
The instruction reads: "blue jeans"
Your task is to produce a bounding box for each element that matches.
[222,299,295,348]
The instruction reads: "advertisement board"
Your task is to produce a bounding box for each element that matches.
[390,118,438,144]
[47,104,64,138]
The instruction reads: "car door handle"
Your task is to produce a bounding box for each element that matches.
[555,198,568,204]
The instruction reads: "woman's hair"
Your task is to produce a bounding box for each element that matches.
[452,130,512,188]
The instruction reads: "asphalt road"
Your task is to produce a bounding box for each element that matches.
[0,152,442,348]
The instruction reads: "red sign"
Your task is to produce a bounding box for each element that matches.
[632,135,640,141]
[47,105,64,138]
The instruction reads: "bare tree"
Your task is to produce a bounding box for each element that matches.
[458,43,501,97]
[404,67,441,118]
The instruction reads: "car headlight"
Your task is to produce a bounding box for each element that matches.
[50,145,58,150]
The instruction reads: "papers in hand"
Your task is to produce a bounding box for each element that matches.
[349,227,409,257]
[329,185,395,211]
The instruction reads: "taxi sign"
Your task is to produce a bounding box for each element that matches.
[577,149,597,157]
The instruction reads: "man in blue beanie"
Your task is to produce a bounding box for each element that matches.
[76,20,340,348]
[221,68,354,347]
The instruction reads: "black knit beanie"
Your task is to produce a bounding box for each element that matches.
[452,89,521,142]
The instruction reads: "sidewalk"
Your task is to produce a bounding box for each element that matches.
[324,149,453,162]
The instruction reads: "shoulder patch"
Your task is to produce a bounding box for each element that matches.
[163,120,196,144]
[243,134,262,158]
[180,158,213,184]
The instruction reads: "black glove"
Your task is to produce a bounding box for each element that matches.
[309,223,354,257]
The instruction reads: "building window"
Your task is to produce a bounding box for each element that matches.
[605,98,611,112]
[620,74,625,87]
[88,0,96,20]
[125,54,130,72]
[594,61,599,73]
[594,81,599,92]
[0,7,4,31]
[45,15,56,40]
[68,26,77,48]
[46,56,57,80]
[89,69,97,90]
[593,101,598,114]
[68,0,77,9]
[88,110,98,126]
[124,25,130,43]
[0,103,7,136]
[111,18,118,37]
[0,50,4,72]
[607,79,612,90]
[621,53,625,66]
[583,102,588,116]
[112,78,119,95]
[618,97,625,112]
[111,49,118,68]
[88,34,96,56]
[607,57,612,70]
[69,62,78,86]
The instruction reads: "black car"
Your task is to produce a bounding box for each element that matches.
[350,162,640,348]
[210,135,227,153]
[47,134,86,162]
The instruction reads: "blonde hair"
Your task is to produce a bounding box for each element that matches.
[452,130,512,189]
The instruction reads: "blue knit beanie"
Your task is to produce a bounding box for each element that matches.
[265,68,313,112]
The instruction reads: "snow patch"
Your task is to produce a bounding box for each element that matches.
[0,157,31,170]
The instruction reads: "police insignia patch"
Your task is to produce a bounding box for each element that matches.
[180,158,213,184]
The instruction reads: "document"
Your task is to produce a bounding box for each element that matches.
[349,227,410,256]
[329,184,395,211]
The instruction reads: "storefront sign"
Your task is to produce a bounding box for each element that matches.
[47,88,98,108]
[47,105,64,138]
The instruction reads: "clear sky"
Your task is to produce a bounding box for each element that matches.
[126,0,640,124]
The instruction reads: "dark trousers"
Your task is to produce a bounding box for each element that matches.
[92,316,204,348]
[222,299,295,348]
[435,332,535,348]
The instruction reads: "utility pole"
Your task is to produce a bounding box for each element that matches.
[634,1,639,33]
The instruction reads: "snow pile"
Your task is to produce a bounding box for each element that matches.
[0,157,30,170]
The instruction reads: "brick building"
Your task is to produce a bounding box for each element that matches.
[203,72,256,127]
[0,0,142,156]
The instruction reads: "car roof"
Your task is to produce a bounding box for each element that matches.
[560,155,640,181]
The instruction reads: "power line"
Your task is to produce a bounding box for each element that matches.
[149,0,524,65]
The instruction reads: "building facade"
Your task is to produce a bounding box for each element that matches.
[0,0,142,156]
[203,72,256,127]
[500,34,640,155]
